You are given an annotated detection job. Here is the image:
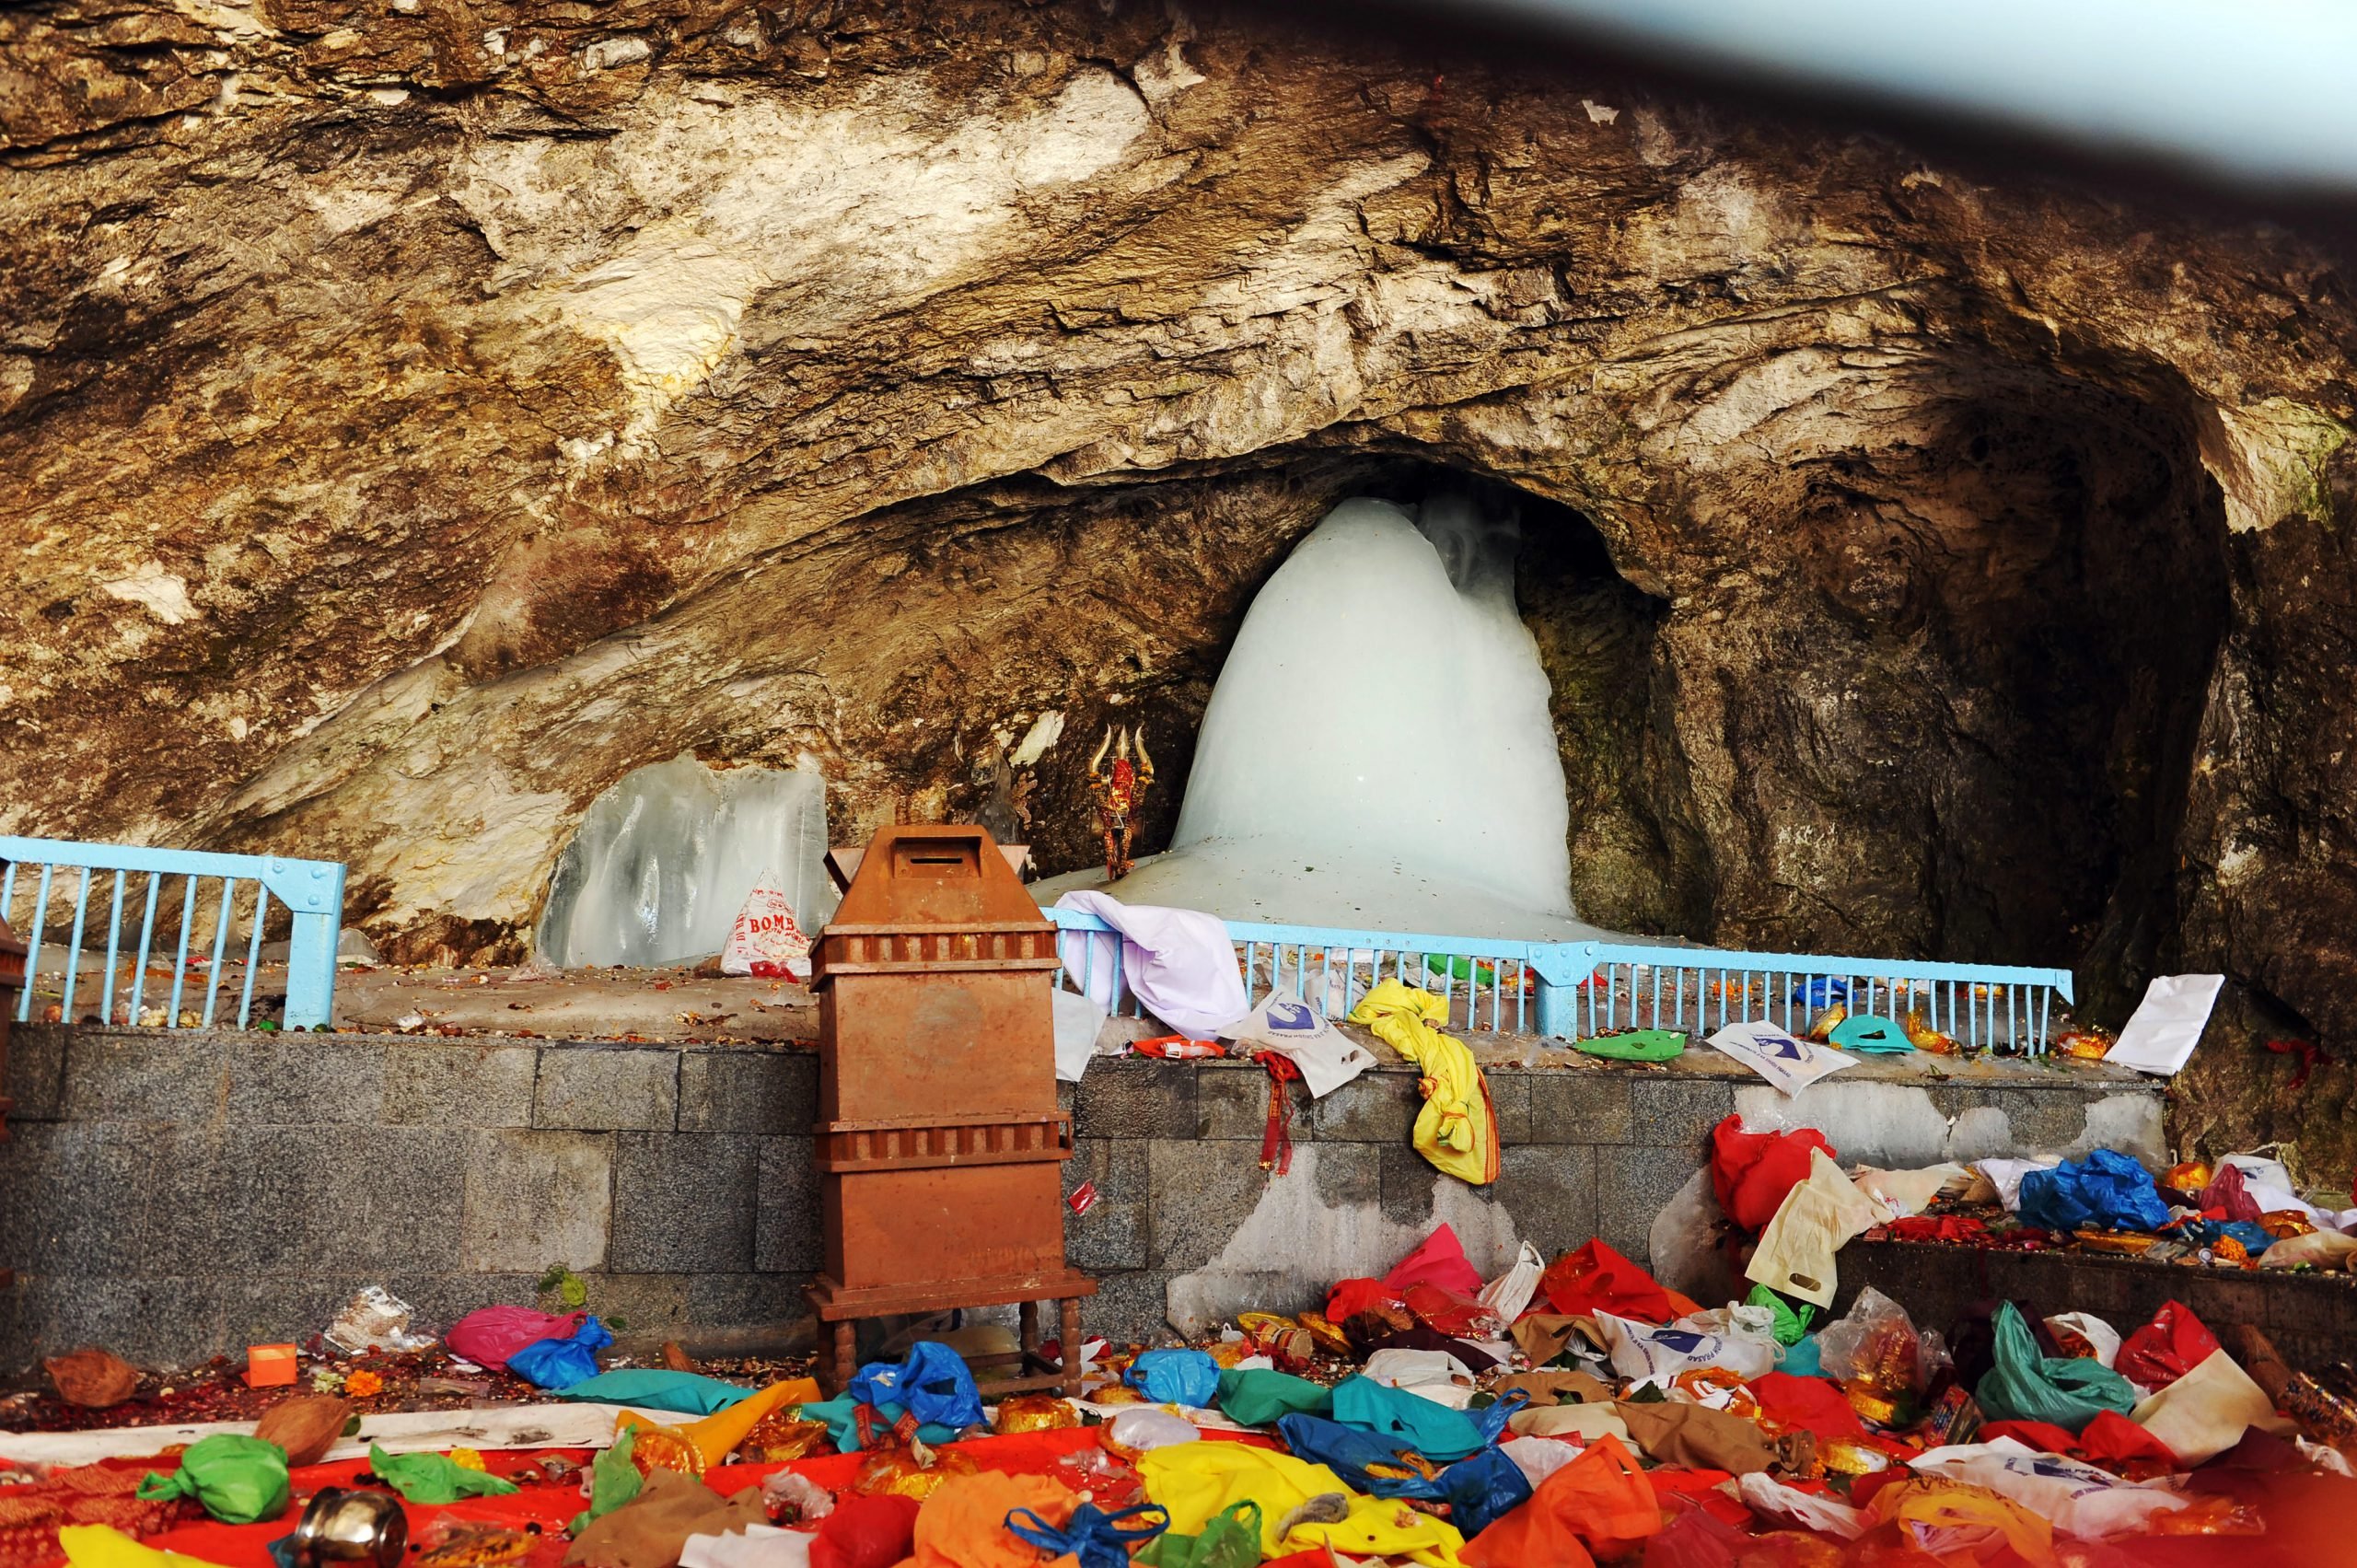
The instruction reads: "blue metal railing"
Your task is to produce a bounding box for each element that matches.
[1044,908,2074,1054]
[0,836,344,1030]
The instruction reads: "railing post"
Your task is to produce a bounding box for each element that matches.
[1530,943,1596,1040]
[262,856,345,1030]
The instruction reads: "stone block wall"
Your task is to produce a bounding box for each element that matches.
[0,1027,2164,1369]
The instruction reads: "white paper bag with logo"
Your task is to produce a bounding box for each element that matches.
[1707,1020,1857,1096]
[720,870,811,981]
[1218,990,1376,1097]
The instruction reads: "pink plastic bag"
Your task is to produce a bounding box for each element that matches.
[445,1307,586,1372]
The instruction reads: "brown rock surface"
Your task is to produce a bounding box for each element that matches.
[6,2,2357,1159]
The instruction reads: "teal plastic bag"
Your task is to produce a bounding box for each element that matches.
[137,1434,290,1525]
[1214,1368,1332,1427]
[367,1444,520,1505]
[568,1428,642,1536]
[554,1370,754,1414]
[1573,1030,1686,1062]
[801,1395,956,1452]
[1329,1376,1483,1462]
[1829,1014,1912,1053]
[1976,1302,2137,1434]
[1779,1334,1824,1378]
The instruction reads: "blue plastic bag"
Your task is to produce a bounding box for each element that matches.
[1789,977,1851,1007]
[1006,1502,1169,1568]
[848,1342,984,1431]
[2177,1217,2276,1256]
[2017,1150,2170,1234]
[1437,1446,1532,1538]
[1779,1333,1825,1378]
[505,1315,613,1390]
[1469,1389,1529,1448]
[1276,1414,1446,1500]
[1125,1349,1222,1409]
[552,1370,753,1413]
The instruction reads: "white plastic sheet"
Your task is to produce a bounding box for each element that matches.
[1593,1311,1778,1384]
[2105,973,2225,1075]
[1477,1241,1546,1324]
[1909,1437,2189,1539]
[1736,1471,1867,1539]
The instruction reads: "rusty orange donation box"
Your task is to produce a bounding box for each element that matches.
[807,825,1094,1349]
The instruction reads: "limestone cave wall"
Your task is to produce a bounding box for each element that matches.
[6,0,2357,1162]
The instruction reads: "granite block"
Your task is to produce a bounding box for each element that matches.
[1062,1136,1149,1272]
[610,1132,758,1272]
[461,1129,614,1272]
[1074,1060,1195,1140]
[754,1135,819,1273]
[1527,1072,1632,1144]
[383,1042,537,1127]
[1310,1071,1420,1144]
[679,1049,811,1134]
[536,1047,678,1132]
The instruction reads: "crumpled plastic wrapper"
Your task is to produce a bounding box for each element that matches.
[850,1445,976,1501]
[993,1396,1079,1435]
[324,1286,435,1355]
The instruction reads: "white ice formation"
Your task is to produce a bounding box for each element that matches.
[535,754,836,967]
[1038,493,1610,940]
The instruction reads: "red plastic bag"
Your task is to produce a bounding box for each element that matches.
[1464,1434,1658,1567]
[1538,1239,1701,1324]
[444,1307,586,1373]
[2079,1409,2178,1469]
[1710,1116,1836,1232]
[2117,1301,2220,1390]
[1326,1277,1406,1323]
[1402,1283,1502,1340]
[2197,1164,2263,1224]
[1643,1469,1751,1529]
[1382,1224,1486,1296]
[809,1494,919,1568]
[1977,1419,2080,1456]
[1749,1373,1865,1442]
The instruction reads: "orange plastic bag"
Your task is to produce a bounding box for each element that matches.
[1463,1434,1658,1567]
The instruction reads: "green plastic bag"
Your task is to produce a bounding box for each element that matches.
[1573,1030,1686,1062]
[137,1434,290,1525]
[1976,1302,2137,1434]
[367,1444,520,1505]
[1137,1501,1261,1568]
[567,1427,643,1536]
[1747,1283,1817,1347]
[1214,1368,1332,1427]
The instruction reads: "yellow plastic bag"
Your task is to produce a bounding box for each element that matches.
[1290,1495,1466,1567]
[1866,1479,2054,1568]
[1348,981,1498,1186]
[1137,1443,1352,1557]
[59,1527,233,1568]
